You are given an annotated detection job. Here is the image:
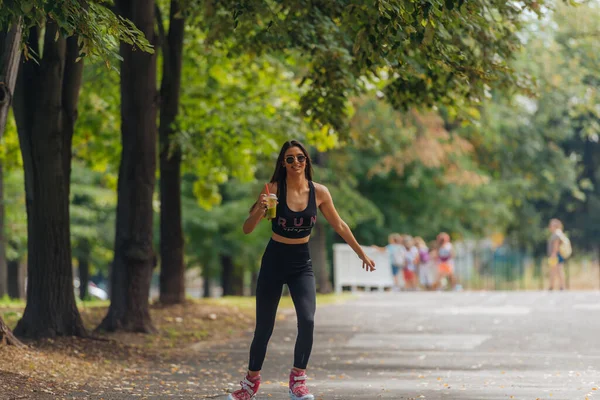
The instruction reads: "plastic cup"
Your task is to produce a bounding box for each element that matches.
[266,194,277,219]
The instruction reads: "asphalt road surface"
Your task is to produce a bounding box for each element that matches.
[201,291,600,400]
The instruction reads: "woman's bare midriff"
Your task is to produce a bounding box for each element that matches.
[271,232,310,245]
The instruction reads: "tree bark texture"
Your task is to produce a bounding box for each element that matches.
[0,21,23,298]
[158,0,186,305]
[12,26,86,338]
[97,0,158,333]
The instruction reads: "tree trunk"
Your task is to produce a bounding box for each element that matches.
[0,21,23,298]
[12,26,86,338]
[0,20,22,136]
[221,254,235,296]
[309,151,332,294]
[97,0,158,333]
[203,273,211,298]
[233,269,244,296]
[309,223,332,294]
[158,0,186,305]
[221,255,244,296]
[0,163,6,297]
[78,256,90,301]
[250,270,258,296]
[7,259,24,299]
[0,316,24,347]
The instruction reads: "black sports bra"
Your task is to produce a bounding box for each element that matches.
[271,180,317,239]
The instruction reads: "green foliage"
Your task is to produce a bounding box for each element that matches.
[321,95,514,244]
[70,61,121,275]
[207,0,555,134]
[3,169,27,260]
[70,162,117,273]
[522,2,600,251]
[313,164,383,229]
[1,112,27,260]
[4,0,593,292]
[175,27,333,208]
[74,59,121,184]
[0,0,153,66]
[181,177,269,278]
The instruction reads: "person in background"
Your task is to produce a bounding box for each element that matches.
[372,233,405,291]
[547,218,567,291]
[403,235,420,290]
[415,237,433,290]
[434,232,457,290]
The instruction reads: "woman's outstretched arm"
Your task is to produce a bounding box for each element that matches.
[316,184,375,271]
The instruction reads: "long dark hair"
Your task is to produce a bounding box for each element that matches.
[270,140,313,196]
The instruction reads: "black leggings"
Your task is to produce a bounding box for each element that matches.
[248,239,316,371]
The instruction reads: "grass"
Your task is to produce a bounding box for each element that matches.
[1,293,355,333]
[0,295,25,307]
[200,293,356,309]
[76,299,110,308]
[1,293,355,342]
[463,259,600,291]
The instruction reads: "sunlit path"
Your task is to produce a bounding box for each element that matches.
[195,291,600,400]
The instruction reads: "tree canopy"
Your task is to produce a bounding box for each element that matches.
[0,0,153,63]
[206,0,559,134]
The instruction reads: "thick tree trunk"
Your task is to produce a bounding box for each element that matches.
[158,0,186,305]
[0,21,23,298]
[7,259,24,299]
[0,316,24,347]
[97,0,158,333]
[12,26,86,338]
[309,151,332,294]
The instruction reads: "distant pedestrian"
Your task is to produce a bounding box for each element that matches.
[372,233,405,291]
[434,232,457,290]
[403,236,419,290]
[415,237,434,290]
[547,218,571,291]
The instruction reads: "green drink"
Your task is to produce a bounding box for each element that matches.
[266,194,277,219]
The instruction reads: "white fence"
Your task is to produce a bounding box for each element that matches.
[333,244,396,293]
[333,242,481,292]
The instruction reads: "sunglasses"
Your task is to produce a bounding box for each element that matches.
[285,155,307,164]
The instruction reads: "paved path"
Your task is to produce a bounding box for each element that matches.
[196,291,600,400]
